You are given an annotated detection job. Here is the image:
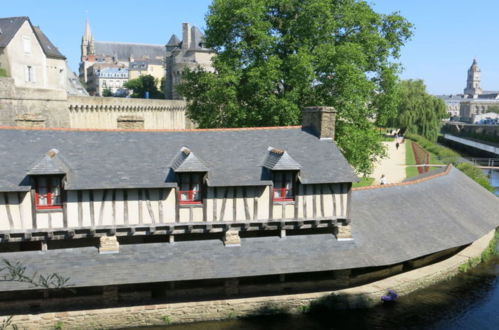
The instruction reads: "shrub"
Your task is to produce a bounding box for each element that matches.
[456,163,495,192]
[0,67,7,77]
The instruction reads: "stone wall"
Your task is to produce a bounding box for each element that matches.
[4,229,496,330]
[443,122,499,144]
[0,78,190,129]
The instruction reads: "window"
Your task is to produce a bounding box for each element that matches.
[25,66,36,82]
[22,36,32,54]
[273,171,295,202]
[178,173,203,204]
[34,176,63,210]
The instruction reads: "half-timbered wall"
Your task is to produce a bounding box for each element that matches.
[0,192,32,231]
[65,189,175,228]
[0,183,350,231]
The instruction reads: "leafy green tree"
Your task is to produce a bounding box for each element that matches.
[178,0,413,174]
[124,75,164,99]
[102,88,113,97]
[395,80,447,141]
[486,105,499,114]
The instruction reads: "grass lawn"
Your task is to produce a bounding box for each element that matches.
[405,141,419,178]
[352,177,375,188]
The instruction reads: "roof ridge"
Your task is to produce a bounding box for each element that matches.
[0,125,302,133]
[352,165,452,191]
[94,40,164,47]
[0,16,29,20]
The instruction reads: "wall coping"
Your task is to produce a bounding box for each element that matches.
[352,165,452,191]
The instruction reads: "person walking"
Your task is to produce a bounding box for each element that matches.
[380,174,387,185]
[396,142,399,150]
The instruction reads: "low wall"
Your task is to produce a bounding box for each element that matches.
[0,78,190,129]
[5,229,496,330]
[443,122,499,144]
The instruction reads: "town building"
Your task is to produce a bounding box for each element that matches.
[0,107,497,322]
[80,20,213,99]
[86,63,129,96]
[0,16,87,96]
[438,59,499,122]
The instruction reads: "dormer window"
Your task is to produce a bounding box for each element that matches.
[273,171,295,202]
[34,176,63,210]
[178,173,203,204]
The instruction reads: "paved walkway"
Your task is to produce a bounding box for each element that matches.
[372,139,406,185]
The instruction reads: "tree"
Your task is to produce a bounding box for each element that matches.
[486,105,499,114]
[394,80,447,141]
[124,75,164,99]
[102,88,113,97]
[0,259,70,329]
[178,0,413,174]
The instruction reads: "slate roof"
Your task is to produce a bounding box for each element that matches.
[32,26,66,59]
[0,167,497,291]
[170,147,209,172]
[94,41,165,61]
[166,34,180,46]
[27,149,69,176]
[0,127,357,191]
[0,17,66,60]
[263,147,301,170]
[0,17,27,48]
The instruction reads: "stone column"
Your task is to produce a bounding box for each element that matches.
[337,224,353,241]
[99,236,120,254]
[223,230,241,247]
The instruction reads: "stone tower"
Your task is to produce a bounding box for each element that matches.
[464,59,482,97]
[164,23,214,100]
[81,19,95,59]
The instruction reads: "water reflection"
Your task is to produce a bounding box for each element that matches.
[137,253,499,330]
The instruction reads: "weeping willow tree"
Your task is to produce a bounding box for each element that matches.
[394,79,447,141]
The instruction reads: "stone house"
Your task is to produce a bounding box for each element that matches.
[0,16,67,90]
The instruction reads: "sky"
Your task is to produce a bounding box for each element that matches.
[3,0,499,95]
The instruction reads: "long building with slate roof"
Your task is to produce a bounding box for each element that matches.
[0,107,497,314]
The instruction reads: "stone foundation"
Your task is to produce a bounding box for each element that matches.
[4,229,495,330]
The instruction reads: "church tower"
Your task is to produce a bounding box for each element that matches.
[464,59,482,97]
[81,19,95,59]
[79,19,96,83]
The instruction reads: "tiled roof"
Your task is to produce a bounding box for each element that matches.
[0,126,357,191]
[0,167,497,290]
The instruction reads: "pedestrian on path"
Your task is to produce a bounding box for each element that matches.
[396,142,399,150]
[380,174,387,185]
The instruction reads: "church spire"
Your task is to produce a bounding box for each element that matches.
[81,19,95,59]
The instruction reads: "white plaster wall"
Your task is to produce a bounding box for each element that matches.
[5,21,47,88]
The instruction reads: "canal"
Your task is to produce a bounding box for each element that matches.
[135,172,498,330]
[138,253,499,329]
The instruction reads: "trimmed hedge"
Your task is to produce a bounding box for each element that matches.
[405,133,495,192]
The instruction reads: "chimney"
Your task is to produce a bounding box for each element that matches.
[302,106,337,140]
[182,23,191,49]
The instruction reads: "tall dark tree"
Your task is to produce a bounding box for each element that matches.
[178,0,412,174]
[124,75,164,99]
[395,80,447,141]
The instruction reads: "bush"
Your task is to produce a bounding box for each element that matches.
[456,163,495,192]
[406,133,495,192]
[0,67,7,77]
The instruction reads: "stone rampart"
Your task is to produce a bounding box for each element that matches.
[443,122,499,144]
[5,229,496,330]
[0,78,190,129]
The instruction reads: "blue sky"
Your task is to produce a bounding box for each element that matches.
[2,0,498,94]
